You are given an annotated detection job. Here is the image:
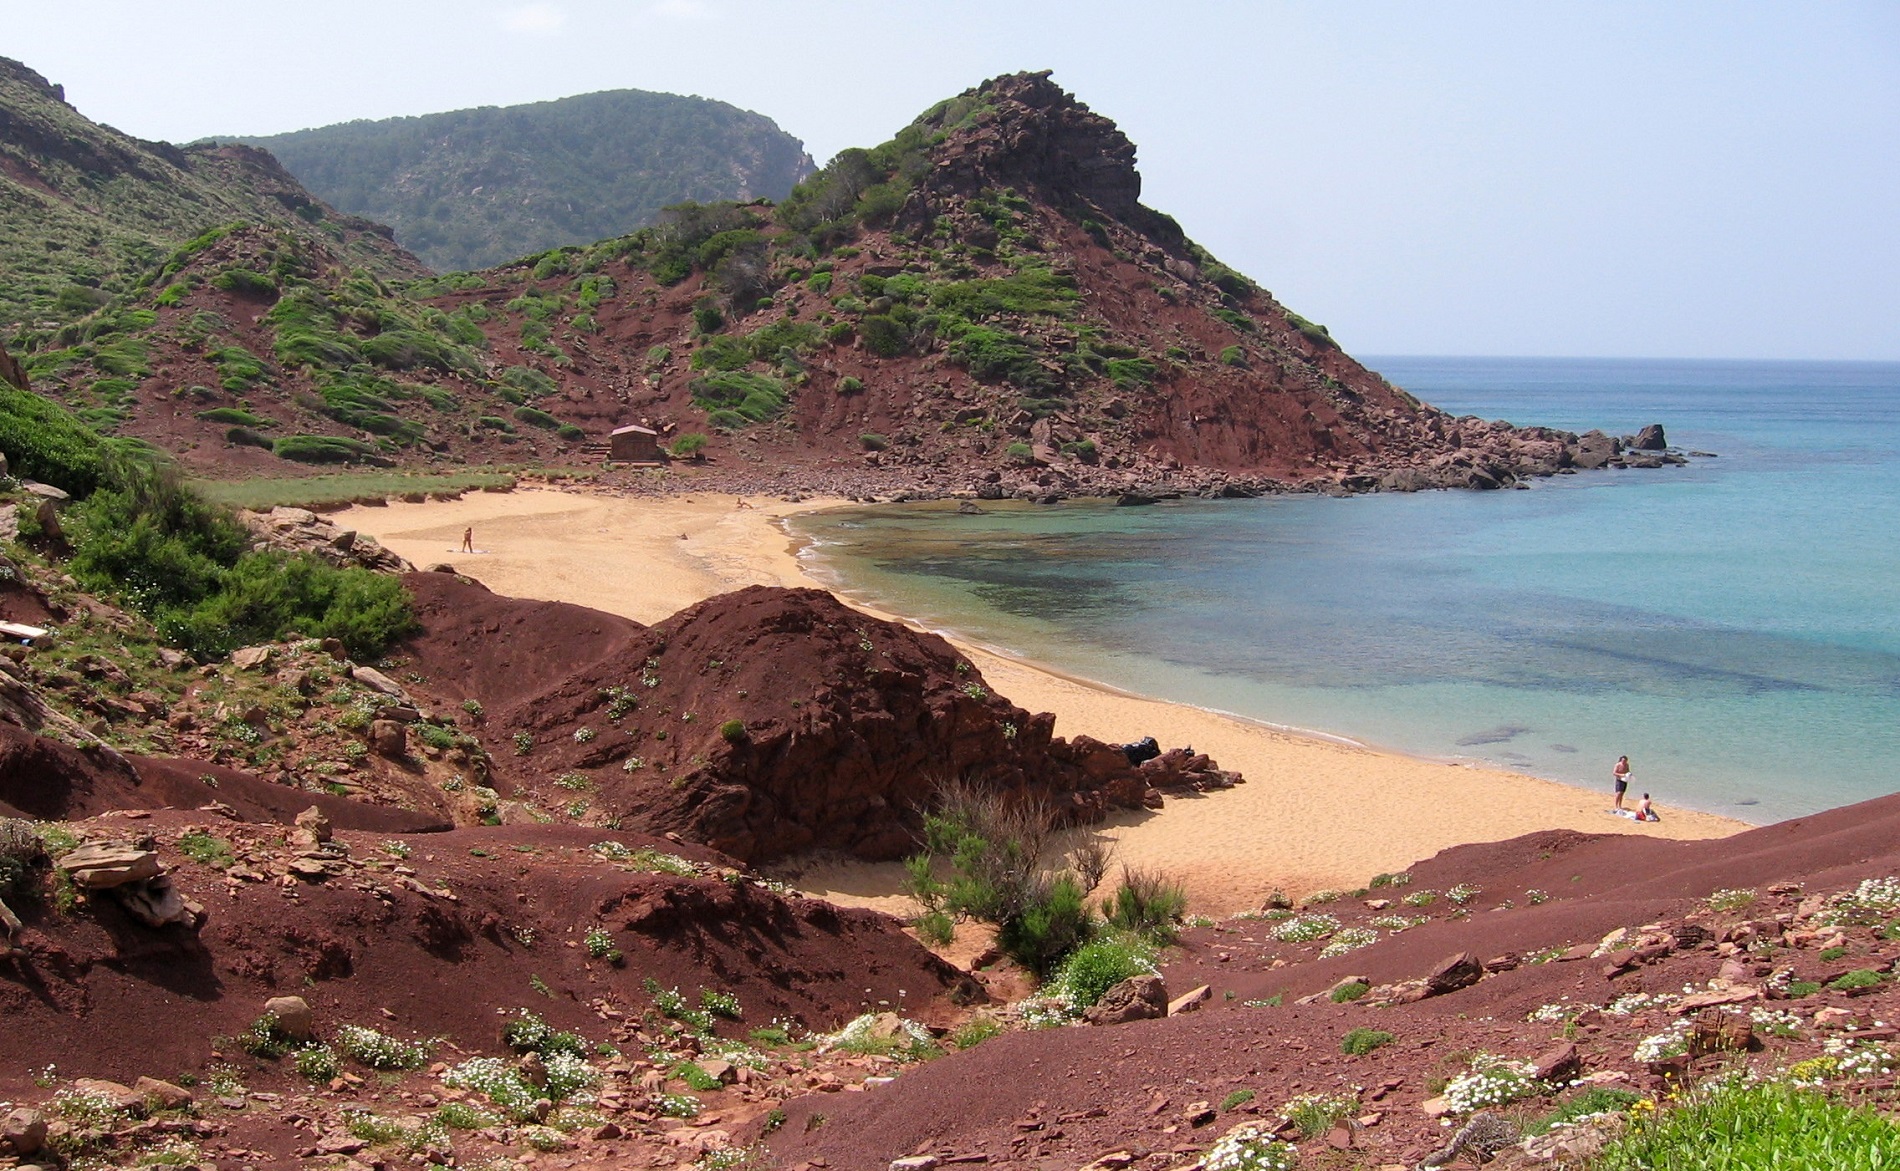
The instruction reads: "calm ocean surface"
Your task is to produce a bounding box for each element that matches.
[791,357,1900,825]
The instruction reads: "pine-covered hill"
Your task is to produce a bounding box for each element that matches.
[15,71,1588,494]
[230,89,815,274]
[0,56,424,338]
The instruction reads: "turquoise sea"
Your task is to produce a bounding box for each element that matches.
[790,358,1900,826]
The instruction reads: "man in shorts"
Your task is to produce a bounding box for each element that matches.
[1612,755,1631,811]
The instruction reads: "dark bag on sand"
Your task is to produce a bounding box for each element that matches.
[1122,736,1160,766]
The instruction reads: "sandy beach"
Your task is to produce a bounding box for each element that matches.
[343,487,1746,916]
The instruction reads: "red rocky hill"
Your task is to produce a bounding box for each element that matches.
[397,573,1231,863]
[14,70,1672,498]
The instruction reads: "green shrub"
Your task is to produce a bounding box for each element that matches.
[950,1016,1002,1050]
[274,435,376,464]
[668,432,708,458]
[499,366,558,398]
[239,1014,298,1059]
[0,384,110,495]
[1819,945,1848,962]
[196,407,271,427]
[1830,969,1885,992]
[501,1009,589,1059]
[1103,866,1187,941]
[227,426,272,449]
[690,371,787,426]
[1221,1089,1256,1111]
[1526,1086,1641,1135]
[836,374,863,394]
[859,433,888,451]
[999,874,1093,975]
[294,1044,341,1082]
[1219,345,1246,367]
[512,406,560,429]
[1340,1028,1394,1056]
[914,910,954,947]
[178,831,234,868]
[1330,981,1370,1003]
[1004,441,1035,464]
[158,551,417,661]
[718,719,747,743]
[1052,936,1151,1007]
[1594,1078,1900,1169]
[693,303,725,334]
[1103,357,1157,389]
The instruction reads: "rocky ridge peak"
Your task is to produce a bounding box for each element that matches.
[917,70,1144,224]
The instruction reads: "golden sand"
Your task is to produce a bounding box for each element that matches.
[344,486,1744,916]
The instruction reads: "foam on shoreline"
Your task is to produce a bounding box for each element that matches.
[343,486,1747,915]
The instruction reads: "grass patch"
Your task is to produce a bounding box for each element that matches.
[193,470,516,509]
[1596,1078,1900,1169]
[1340,1028,1394,1056]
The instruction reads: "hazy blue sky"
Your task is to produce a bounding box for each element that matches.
[9,1,1895,359]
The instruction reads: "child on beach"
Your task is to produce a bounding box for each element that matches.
[1635,793,1660,822]
[1612,754,1631,810]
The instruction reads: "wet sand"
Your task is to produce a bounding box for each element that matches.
[344,487,1745,916]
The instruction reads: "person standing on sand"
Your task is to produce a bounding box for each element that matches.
[1612,755,1631,810]
[460,527,474,553]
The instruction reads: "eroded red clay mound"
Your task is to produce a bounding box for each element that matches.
[0,723,443,831]
[0,815,973,1082]
[401,575,1177,862]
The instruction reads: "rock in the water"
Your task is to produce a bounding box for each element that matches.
[1083,974,1169,1025]
[1631,423,1667,451]
[58,842,161,889]
[264,995,315,1040]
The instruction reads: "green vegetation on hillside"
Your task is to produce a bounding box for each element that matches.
[0,388,415,659]
[0,56,420,336]
[236,89,813,272]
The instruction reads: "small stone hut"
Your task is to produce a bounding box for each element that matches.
[609,424,661,462]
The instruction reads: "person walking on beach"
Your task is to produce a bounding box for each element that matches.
[460,527,474,553]
[1612,755,1631,811]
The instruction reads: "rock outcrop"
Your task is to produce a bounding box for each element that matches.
[242,507,414,574]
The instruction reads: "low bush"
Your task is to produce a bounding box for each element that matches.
[859,432,888,451]
[1340,1027,1394,1056]
[1330,981,1370,1003]
[1051,935,1154,1008]
[1595,1078,1900,1169]
[998,874,1093,975]
[1103,866,1188,941]
[690,371,787,427]
[512,406,560,429]
[668,432,708,458]
[274,434,376,464]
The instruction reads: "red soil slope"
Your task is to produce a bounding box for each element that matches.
[768,793,1900,1170]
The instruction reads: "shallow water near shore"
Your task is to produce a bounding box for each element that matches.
[792,357,1900,826]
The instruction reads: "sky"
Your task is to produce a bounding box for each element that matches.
[7,1,1896,360]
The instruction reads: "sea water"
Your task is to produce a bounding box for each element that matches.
[791,358,1900,825]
